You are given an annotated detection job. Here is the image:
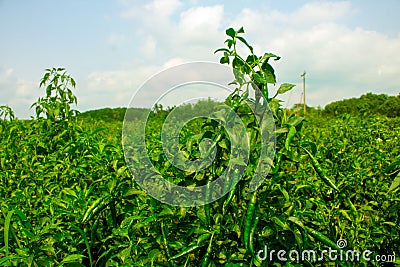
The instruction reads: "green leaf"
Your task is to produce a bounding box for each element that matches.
[285,126,297,150]
[288,216,304,229]
[233,68,245,84]
[197,233,211,245]
[71,78,76,88]
[232,56,245,69]
[225,39,234,49]
[299,141,317,155]
[4,211,14,257]
[220,56,230,65]
[60,254,86,263]
[237,36,253,53]
[159,206,175,217]
[70,224,93,267]
[252,73,266,85]
[245,55,258,66]
[388,172,400,191]
[261,62,276,84]
[218,139,229,149]
[46,85,52,97]
[268,98,282,116]
[263,52,280,61]
[14,210,35,237]
[226,28,236,38]
[339,210,352,221]
[277,83,295,95]
[62,188,78,198]
[271,216,290,230]
[196,208,207,224]
[277,184,290,203]
[386,157,400,173]
[214,48,230,54]
[286,116,305,128]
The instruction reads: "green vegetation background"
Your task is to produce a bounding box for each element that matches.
[1,93,399,266]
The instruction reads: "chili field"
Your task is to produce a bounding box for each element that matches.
[0,28,399,266]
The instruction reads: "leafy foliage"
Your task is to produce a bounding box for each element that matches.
[324,92,400,117]
[0,105,15,122]
[0,28,399,267]
[31,67,79,122]
[79,107,149,123]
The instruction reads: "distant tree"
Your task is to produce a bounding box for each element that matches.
[323,92,400,117]
[79,107,149,122]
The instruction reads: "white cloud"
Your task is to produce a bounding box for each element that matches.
[0,67,41,118]
[121,0,182,18]
[140,35,157,58]
[293,1,352,24]
[145,0,183,17]
[0,67,14,82]
[230,2,400,107]
[87,69,137,92]
[179,5,224,41]
[121,2,226,62]
[162,57,186,68]
[16,80,36,98]
[93,1,400,110]
[84,65,160,109]
[112,1,400,109]
[0,68,37,100]
[0,68,17,95]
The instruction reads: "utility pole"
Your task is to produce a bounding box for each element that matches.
[301,71,306,114]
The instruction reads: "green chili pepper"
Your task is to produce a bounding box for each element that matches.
[248,214,259,256]
[204,175,212,226]
[201,233,214,267]
[109,198,117,228]
[222,168,240,215]
[271,152,282,174]
[90,216,100,243]
[161,220,172,261]
[244,190,257,251]
[82,196,109,223]
[340,193,357,219]
[302,147,339,192]
[219,172,232,207]
[303,225,339,250]
[169,244,201,261]
[205,132,223,226]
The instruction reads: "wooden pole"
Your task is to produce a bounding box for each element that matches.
[301,71,306,114]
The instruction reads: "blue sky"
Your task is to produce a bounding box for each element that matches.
[1,0,399,118]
